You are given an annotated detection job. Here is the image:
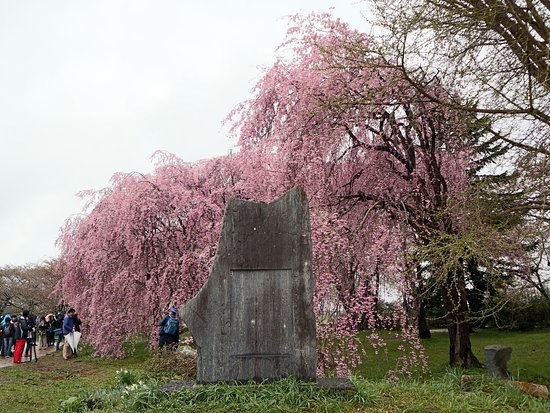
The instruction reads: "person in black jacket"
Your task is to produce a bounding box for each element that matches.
[37,316,48,349]
[13,310,33,363]
[52,313,64,351]
[23,312,36,359]
[45,314,55,346]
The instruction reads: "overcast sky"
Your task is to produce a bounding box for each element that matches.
[0,1,368,266]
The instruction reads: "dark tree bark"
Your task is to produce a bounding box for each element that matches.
[415,267,432,339]
[417,297,432,339]
[443,269,482,367]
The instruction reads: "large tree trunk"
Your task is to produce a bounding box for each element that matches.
[416,268,431,339]
[443,269,482,367]
[417,297,432,339]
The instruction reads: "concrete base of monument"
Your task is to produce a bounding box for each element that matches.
[160,377,354,392]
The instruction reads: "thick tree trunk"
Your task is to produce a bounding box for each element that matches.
[443,270,482,368]
[417,298,432,339]
[358,291,379,330]
[416,268,431,339]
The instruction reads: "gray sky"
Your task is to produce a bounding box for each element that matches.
[0,0,368,266]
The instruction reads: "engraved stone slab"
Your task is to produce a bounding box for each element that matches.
[180,187,316,383]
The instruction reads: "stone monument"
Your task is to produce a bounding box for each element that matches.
[180,187,317,383]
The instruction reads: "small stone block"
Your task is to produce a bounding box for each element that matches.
[484,345,512,379]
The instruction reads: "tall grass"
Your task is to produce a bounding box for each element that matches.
[55,372,550,413]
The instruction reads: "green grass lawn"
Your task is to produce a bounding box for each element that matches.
[0,329,548,412]
[355,328,550,386]
[0,341,150,413]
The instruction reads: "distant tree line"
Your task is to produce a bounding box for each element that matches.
[0,261,62,316]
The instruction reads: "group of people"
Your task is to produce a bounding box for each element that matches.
[0,308,82,363]
[0,305,177,361]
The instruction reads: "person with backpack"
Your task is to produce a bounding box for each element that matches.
[158,307,180,349]
[2,315,14,358]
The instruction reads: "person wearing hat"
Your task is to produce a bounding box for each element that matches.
[158,306,180,349]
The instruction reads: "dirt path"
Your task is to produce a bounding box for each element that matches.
[0,345,57,368]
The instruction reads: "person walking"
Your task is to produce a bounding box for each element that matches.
[62,308,76,360]
[158,307,180,349]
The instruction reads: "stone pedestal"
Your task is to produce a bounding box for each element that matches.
[484,345,512,379]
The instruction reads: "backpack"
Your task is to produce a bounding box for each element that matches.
[3,322,14,337]
[163,316,179,335]
[18,316,29,335]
